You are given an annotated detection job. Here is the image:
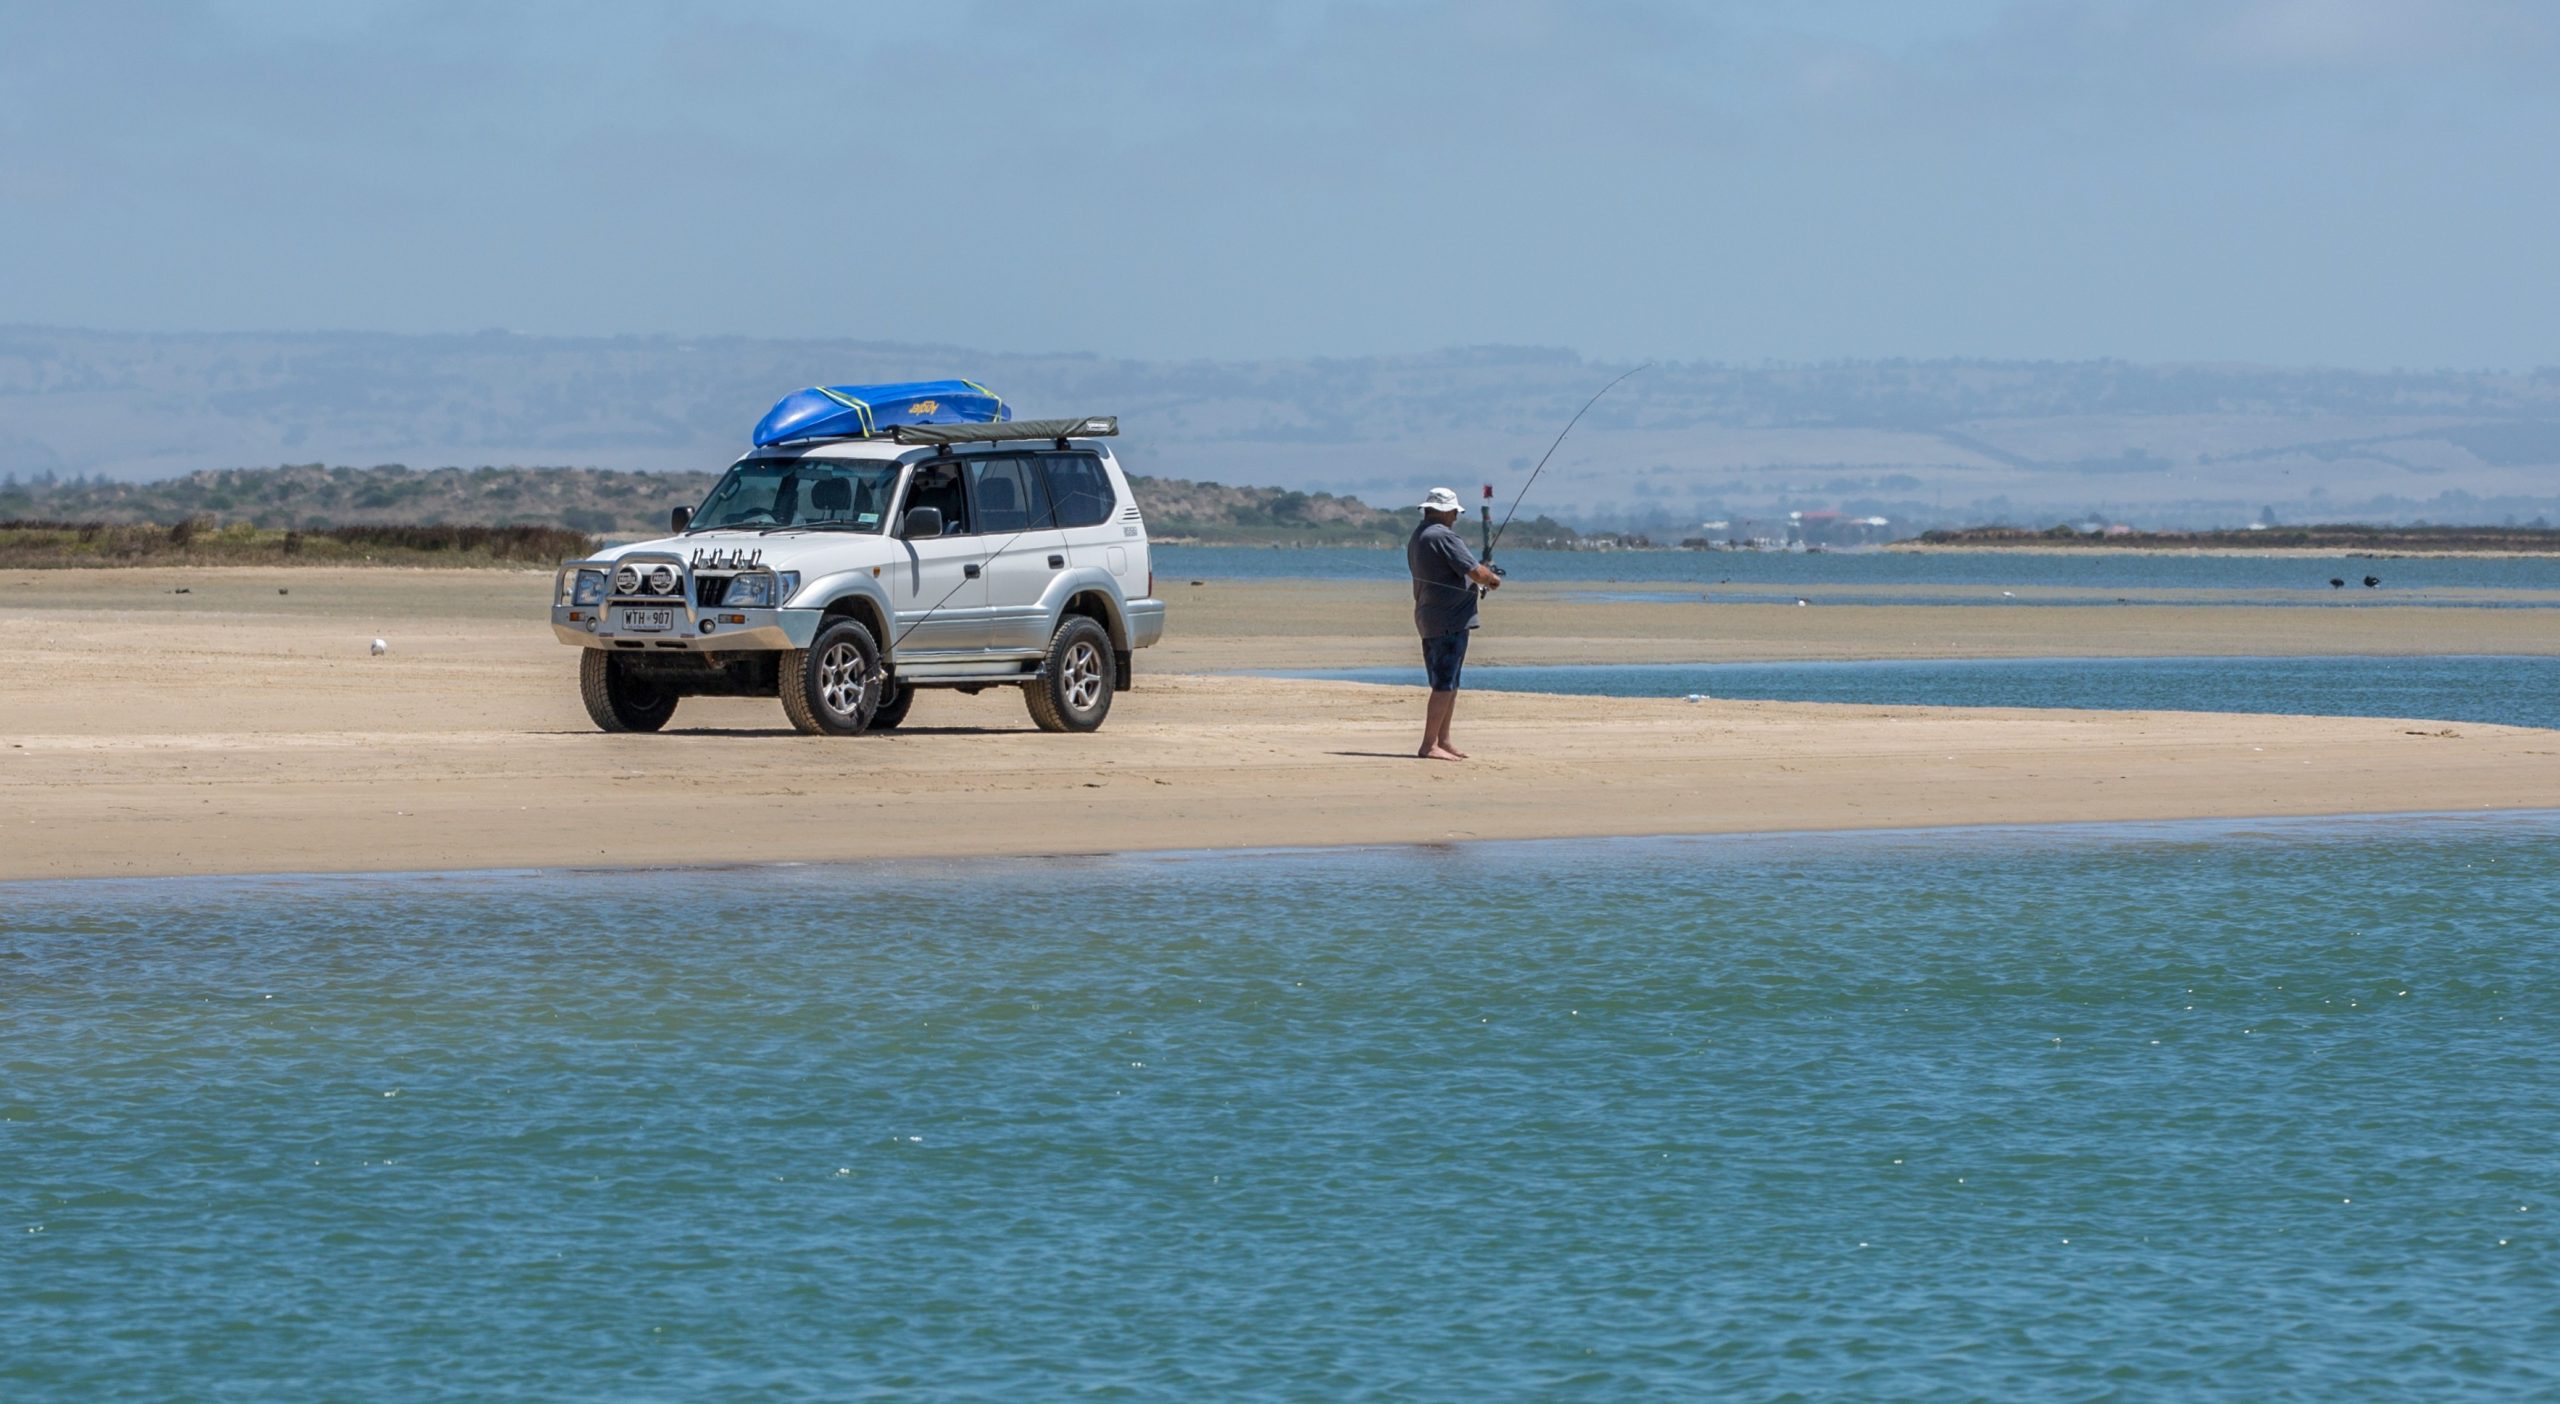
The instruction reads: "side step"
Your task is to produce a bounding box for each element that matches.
[897,664,1039,686]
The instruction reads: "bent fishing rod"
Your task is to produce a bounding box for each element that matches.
[1485,361,1649,562]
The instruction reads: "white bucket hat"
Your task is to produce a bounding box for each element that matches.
[1417,486,1465,515]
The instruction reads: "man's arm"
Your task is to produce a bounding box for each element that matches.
[1428,527,1497,587]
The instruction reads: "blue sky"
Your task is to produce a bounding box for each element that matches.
[4,0,2554,367]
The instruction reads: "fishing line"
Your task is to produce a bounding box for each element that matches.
[888,483,1060,654]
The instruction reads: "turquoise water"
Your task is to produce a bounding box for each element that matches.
[1278,655,2560,731]
[1570,588,2560,609]
[9,818,2560,1398]
[1156,544,2560,597]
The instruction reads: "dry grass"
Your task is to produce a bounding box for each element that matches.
[0,519,598,568]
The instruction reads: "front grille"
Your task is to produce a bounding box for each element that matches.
[694,574,730,607]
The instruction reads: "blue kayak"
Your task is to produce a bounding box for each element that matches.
[751,379,1009,446]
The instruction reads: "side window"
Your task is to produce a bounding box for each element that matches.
[904,461,972,535]
[1040,454,1116,529]
[965,455,1052,534]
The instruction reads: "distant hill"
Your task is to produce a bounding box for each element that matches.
[8,326,2560,531]
[0,462,1565,547]
[1917,523,2560,553]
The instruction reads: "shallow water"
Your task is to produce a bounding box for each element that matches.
[1281,655,2560,731]
[8,818,2560,1398]
[1158,543,2560,597]
[1571,587,2560,609]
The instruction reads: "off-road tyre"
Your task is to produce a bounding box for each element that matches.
[580,649,678,733]
[781,618,882,736]
[1025,617,1114,733]
[868,677,916,731]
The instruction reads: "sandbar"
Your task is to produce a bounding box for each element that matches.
[4,567,2558,881]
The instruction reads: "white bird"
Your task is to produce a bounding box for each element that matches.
[2001,590,2016,598]
[370,638,388,655]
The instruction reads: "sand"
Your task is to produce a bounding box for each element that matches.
[4,566,2559,881]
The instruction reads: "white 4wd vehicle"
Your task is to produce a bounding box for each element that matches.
[552,416,1163,735]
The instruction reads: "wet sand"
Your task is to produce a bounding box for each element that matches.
[5,567,2559,881]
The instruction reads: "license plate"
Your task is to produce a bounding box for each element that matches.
[618,607,675,633]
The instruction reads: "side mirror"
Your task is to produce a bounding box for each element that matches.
[670,505,692,533]
[901,506,944,539]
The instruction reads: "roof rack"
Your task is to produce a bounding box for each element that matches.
[887,416,1118,446]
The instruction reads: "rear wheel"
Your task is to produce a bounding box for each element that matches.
[781,618,881,735]
[579,650,677,733]
[1025,617,1114,732]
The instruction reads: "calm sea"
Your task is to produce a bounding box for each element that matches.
[1280,655,2560,732]
[9,817,2560,1398]
[1156,544,2560,600]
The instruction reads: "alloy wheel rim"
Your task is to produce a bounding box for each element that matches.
[818,641,872,718]
[1063,641,1104,711]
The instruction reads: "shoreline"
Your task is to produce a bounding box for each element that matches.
[1885,541,2560,559]
[11,805,2556,890]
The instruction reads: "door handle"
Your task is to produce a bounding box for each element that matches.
[1048,555,1065,569]
[964,563,982,579]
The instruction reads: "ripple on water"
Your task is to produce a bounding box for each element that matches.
[5,815,2559,1398]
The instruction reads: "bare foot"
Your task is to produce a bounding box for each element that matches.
[1443,743,1469,759]
[1421,745,1466,762]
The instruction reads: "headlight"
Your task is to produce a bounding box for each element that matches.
[724,573,775,608]
[778,571,799,603]
[569,569,606,606]
[613,566,641,595]
[646,565,676,595]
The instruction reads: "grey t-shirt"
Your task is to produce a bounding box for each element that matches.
[1408,519,1481,637]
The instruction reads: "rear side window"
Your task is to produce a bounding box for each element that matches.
[966,455,1052,533]
[1041,453,1116,528]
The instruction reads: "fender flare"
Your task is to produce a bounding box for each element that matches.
[790,575,898,653]
[1035,567,1132,650]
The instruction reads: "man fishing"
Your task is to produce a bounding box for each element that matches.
[1404,363,1646,762]
[1410,486,1503,761]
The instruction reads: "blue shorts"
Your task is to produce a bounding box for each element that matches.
[1421,631,1470,692]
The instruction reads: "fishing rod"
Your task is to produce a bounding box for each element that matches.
[1485,362,1649,562]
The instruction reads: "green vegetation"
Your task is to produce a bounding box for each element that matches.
[0,518,598,568]
[1918,523,2560,553]
[0,464,1568,562]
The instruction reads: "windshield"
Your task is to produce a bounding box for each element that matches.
[689,459,900,533]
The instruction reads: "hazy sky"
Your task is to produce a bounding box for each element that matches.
[5,0,2555,367]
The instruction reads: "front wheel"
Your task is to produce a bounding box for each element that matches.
[780,618,882,735]
[579,650,678,733]
[868,677,915,731]
[1025,617,1114,732]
